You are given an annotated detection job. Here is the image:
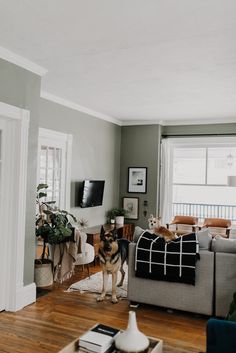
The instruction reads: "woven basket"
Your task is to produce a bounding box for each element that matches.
[34,261,53,288]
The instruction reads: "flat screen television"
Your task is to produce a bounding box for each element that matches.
[79,180,105,208]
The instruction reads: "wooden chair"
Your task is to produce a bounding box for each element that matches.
[199,217,231,238]
[166,215,199,235]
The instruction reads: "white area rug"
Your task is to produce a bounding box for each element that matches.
[67,267,128,299]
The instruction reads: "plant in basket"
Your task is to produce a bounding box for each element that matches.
[35,183,78,287]
[35,183,77,263]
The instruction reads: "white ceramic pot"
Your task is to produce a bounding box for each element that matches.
[116,216,124,225]
[115,311,149,352]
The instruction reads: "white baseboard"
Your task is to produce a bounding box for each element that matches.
[7,282,36,312]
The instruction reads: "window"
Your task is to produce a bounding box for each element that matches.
[38,128,72,210]
[160,137,236,224]
[39,146,62,205]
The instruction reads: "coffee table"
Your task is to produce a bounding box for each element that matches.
[58,335,163,353]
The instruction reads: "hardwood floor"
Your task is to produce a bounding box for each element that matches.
[0,264,208,353]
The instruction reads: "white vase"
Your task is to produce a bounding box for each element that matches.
[115,311,149,352]
[116,216,124,225]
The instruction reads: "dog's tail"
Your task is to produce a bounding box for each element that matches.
[118,238,130,264]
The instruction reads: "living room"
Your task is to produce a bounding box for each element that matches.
[1,1,236,352]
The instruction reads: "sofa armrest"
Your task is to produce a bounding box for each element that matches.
[204,318,236,353]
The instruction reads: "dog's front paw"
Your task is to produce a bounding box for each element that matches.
[111,296,118,304]
[97,294,105,302]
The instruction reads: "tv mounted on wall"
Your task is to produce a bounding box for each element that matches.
[79,180,105,208]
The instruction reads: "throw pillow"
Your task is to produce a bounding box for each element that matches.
[133,226,150,243]
[197,228,212,250]
[133,226,146,242]
[211,235,236,253]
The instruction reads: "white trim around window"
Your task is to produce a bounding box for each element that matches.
[38,128,73,210]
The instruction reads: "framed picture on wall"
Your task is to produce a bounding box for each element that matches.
[128,167,147,193]
[123,197,139,220]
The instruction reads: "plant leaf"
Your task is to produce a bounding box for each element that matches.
[37,183,48,191]
[38,192,47,199]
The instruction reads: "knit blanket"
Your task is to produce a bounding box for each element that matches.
[135,231,199,285]
[52,228,83,283]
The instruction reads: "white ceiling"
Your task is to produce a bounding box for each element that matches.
[0,0,236,126]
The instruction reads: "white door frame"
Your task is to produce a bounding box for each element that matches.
[0,101,36,311]
[0,118,7,311]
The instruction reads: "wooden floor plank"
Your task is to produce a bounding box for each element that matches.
[0,265,207,353]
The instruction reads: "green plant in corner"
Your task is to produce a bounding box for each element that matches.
[36,183,78,262]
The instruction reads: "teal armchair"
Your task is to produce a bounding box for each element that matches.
[200,318,236,353]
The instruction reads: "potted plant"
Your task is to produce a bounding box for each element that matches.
[107,207,128,225]
[35,183,77,287]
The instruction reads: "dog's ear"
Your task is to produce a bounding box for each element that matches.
[100,226,106,240]
[148,214,153,222]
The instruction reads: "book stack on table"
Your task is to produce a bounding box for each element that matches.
[78,324,120,353]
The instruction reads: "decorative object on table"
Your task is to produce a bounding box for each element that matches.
[115,311,149,352]
[107,207,128,225]
[35,183,78,286]
[79,323,120,353]
[123,197,139,220]
[128,167,147,193]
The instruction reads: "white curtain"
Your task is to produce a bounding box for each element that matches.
[159,139,174,225]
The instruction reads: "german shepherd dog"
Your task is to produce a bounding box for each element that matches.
[97,226,130,304]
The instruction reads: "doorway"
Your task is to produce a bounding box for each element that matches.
[0,102,35,312]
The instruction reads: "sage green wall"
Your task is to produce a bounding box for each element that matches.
[120,125,161,229]
[162,123,236,136]
[0,58,41,285]
[39,98,121,226]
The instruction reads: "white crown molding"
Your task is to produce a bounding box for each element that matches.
[121,120,162,126]
[161,117,236,126]
[0,46,47,76]
[121,117,236,126]
[40,91,121,126]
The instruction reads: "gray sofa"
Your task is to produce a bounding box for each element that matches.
[128,227,236,317]
[213,237,236,317]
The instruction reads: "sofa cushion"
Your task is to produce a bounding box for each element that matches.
[197,228,212,250]
[212,236,236,253]
[133,226,145,242]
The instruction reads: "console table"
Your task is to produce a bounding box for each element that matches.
[85,223,134,260]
